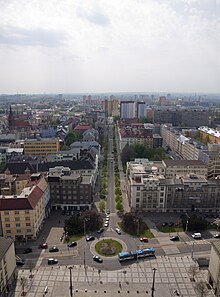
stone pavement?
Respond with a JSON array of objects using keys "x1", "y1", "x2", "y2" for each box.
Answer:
[{"x1": 13, "y1": 256, "x2": 214, "y2": 297}]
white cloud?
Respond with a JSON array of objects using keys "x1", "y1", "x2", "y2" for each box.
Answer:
[{"x1": 0, "y1": 0, "x2": 219, "y2": 93}]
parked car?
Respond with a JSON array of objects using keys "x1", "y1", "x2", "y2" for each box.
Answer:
[
  {"x1": 106, "y1": 209, "x2": 110, "y2": 214},
  {"x1": 97, "y1": 227, "x2": 104, "y2": 234},
  {"x1": 162, "y1": 222, "x2": 168, "y2": 227},
  {"x1": 23, "y1": 248, "x2": 32, "y2": 254},
  {"x1": 16, "y1": 259, "x2": 25, "y2": 266},
  {"x1": 39, "y1": 243, "x2": 48, "y2": 249},
  {"x1": 105, "y1": 217, "x2": 110, "y2": 221},
  {"x1": 168, "y1": 222, "x2": 174, "y2": 227},
  {"x1": 93, "y1": 255, "x2": 103, "y2": 263},
  {"x1": 192, "y1": 233, "x2": 202, "y2": 239},
  {"x1": 213, "y1": 233, "x2": 220, "y2": 238},
  {"x1": 48, "y1": 258, "x2": 58, "y2": 265},
  {"x1": 139, "y1": 237, "x2": 148, "y2": 242},
  {"x1": 115, "y1": 228, "x2": 121, "y2": 234},
  {"x1": 49, "y1": 246, "x2": 59, "y2": 252},
  {"x1": 86, "y1": 236, "x2": 95, "y2": 242},
  {"x1": 170, "y1": 235, "x2": 180, "y2": 241},
  {"x1": 68, "y1": 241, "x2": 77, "y2": 247},
  {"x1": 104, "y1": 222, "x2": 109, "y2": 227}
]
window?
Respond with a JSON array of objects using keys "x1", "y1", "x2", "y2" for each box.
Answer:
[
  {"x1": 14, "y1": 210, "x2": 19, "y2": 215},
  {"x1": 5, "y1": 224, "x2": 10, "y2": 228},
  {"x1": 25, "y1": 210, "x2": 29, "y2": 214},
  {"x1": 16, "y1": 223, "x2": 20, "y2": 227},
  {"x1": 137, "y1": 186, "x2": 140, "y2": 190},
  {"x1": 6, "y1": 230, "x2": 11, "y2": 234},
  {"x1": 16, "y1": 229, "x2": 21, "y2": 233},
  {"x1": 4, "y1": 211, "x2": 9, "y2": 215},
  {"x1": 136, "y1": 192, "x2": 140, "y2": 196},
  {"x1": 26, "y1": 223, "x2": 31, "y2": 226},
  {"x1": 5, "y1": 218, "x2": 9, "y2": 222},
  {"x1": 25, "y1": 217, "x2": 30, "y2": 221},
  {"x1": 15, "y1": 217, "x2": 20, "y2": 221}
]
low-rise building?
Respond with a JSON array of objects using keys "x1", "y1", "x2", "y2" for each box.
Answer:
[
  {"x1": 0, "y1": 237, "x2": 17, "y2": 297},
  {"x1": 208, "y1": 241, "x2": 220, "y2": 296}
]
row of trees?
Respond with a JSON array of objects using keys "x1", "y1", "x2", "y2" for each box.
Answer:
[
  {"x1": 112, "y1": 125, "x2": 123, "y2": 212},
  {"x1": 121, "y1": 143, "x2": 168, "y2": 166}
]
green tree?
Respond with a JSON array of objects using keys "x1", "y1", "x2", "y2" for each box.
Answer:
[
  {"x1": 64, "y1": 131, "x2": 80, "y2": 146},
  {"x1": 116, "y1": 201, "x2": 123, "y2": 212},
  {"x1": 99, "y1": 200, "x2": 106, "y2": 213},
  {"x1": 121, "y1": 213, "x2": 144, "y2": 235},
  {"x1": 121, "y1": 144, "x2": 135, "y2": 165}
]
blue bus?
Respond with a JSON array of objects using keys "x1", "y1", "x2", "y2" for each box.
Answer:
[{"x1": 118, "y1": 248, "x2": 155, "y2": 262}]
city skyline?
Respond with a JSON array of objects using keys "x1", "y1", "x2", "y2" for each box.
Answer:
[{"x1": 0, "y1": 0, "x2": 219, "y2": 94}]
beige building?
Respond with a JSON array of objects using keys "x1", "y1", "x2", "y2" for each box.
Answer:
[
  {"x1": 0, "y1": 237, "x2": 17, "y2": 297},
  {"x1": 23, "y1": 137, "x2": 60, "y2": 157},
  {"x1": 0, "y1": 183, "x2": 45, "y2": 240},
  {"x1": 126, "y1": 160, "x2": 220, "y2": 213},
  {"x1": 208, "y1": 241, "x2": 220, "y2": 296},
  {"x1": 162, "y1": 159, "x2": 208, "y2": 178}
]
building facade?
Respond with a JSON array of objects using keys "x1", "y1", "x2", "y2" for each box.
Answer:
[
  {"x1": 120, "y1": 101, "x2": 136, "y2": 119},
  {"x1": 47, "y1": 167, "x2": 93, "y2": 211},
  {"x1": 24, "y1": 137, "x2": 60, "y2": 157},
  {"x1": 208, "y1": 241, "x2": 220, "y2": 296},
  {"x1": 0, "y1": 237, "x2": 17, "y2": 297}
]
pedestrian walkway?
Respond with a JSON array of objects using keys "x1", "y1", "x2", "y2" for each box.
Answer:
[{"x1": 13, "y1": 256, "x2": 215, "y2": 297}]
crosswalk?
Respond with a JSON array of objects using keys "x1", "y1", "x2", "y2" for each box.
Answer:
[{"x1": 187, "y1": 239, "x2": 211, "y2": 245}]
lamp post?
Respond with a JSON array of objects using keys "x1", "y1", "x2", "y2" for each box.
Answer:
[
  {"x1": 69, "y1": 266, "x2": 73, "y2": 297},
  {"x1": 185, "y1": 213, "x2": 190, "y2": 233},
  {"x1": 151, "y1": 268, "x2": 157, "y2": 297}
]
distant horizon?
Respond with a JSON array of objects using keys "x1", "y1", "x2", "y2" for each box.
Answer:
[{"x1": 0, "y1": 1, "x2": 219, "y2": 94}]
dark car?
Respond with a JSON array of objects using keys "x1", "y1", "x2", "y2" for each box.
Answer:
[
  {"x1": 23, "y1": 248, "x2": 32, "y2": 254},
  {"x1": 97, "y1": 227, "x2": 104, "y2": 234},
  {"x1": 93, "y1": 255, "x2": 103, "y2": 263},
  {"x1": 170, "y1": 235, "x2": 180, "y2": 241},
  {"x1": 49, "y1": 246, "x2": 59, "y2": 252},
  {"x1": 39, "y1": 243, "x2": 48, "y2": 249},
  {"x1": 168, "y1": 222, "x2": 174, "y2": 227},
  {"x1": 162, "y1": 222, "x2": 168, "y2": 227},
  {"x1": 48, "y1": 258, "x2": 58, "y2": 265},
  {"x1": 68, "y1": 241, "x2": 77, "y2": 247},
  {"x1": 16, "y1": 259, "x2": 25, "y2": 266},
  {"x1": 86, "y1": 236, "x2": 95, "y2": 242},
  {"x1": 213, "y1": 233, "x2": 220, "y2": 238},
  {"x1": 106, "y1": 209, "x2": 110, "y2": 214}
]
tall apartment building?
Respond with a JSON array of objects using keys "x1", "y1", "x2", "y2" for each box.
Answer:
[
  {"x1": 0, "y1": 237, "x2": 17, "y2": 297},
  {"x1": 24, "y1": 137, "x2": 60, "y2": 157},
  {"x1": 126, "y1": 160, "x2": 220, "y2": 213},
  {"x1": 120, "y1": 101, "x2": 136, "y2": 119},
  {"x1": 47, "y1": 166, "x2": 94, "y2": 211},
  {"x1": 137, "y1": 101, "x2": 146, "y2": 119},
  {"x1": 102, "y1": 99, "x2": 119, "y2": 116}
]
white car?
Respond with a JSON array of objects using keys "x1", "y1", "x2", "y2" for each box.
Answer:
[
  {"x1": 104, "y1": 221, "x2": 109, "y2": 227},
  {"x1": 115, "y1": 228, "x2": 121, "y2": 234},
  {"x1": 106, "y1": 217, "x2": 110, "y2": 221},
  {"x1": 192, "y1": 233, "x2": 202, "y2": 239}
]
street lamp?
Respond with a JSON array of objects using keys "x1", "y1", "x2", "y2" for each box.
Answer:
[
  {"x1": 69, "y1": 266, "x2": 73, "y2": 297},
  {"x1": 151, "y1": 268, "x2": 157, "y2": 297},
  {"x1": 185, "y1": 213, "x2": 190, "y2": 233}
]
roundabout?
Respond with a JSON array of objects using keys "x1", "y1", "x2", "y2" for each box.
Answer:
[
  {"x1": 90, "y1": 237, "x2": 127, "y2": 259},
  {"x1": 95, "y1": 238, "x2": 122, "y2": 256}
]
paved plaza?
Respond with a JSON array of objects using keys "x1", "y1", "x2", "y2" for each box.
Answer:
[{"x1": 13, "y1": 256, "x2": 214, "y2": 297}]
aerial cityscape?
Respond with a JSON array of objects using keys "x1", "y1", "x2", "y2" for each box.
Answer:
[{"x1": 0, "y1": 1, "x2": 220, "y2": 297}]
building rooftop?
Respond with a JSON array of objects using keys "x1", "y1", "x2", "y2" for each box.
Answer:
[{"x1": 162, "y1": 160, "x2": 205, "y2": 167}]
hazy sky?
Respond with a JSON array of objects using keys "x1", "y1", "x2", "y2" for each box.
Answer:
[{"x1": 0, "y1": 0, "x2": 219, "y2": 94}]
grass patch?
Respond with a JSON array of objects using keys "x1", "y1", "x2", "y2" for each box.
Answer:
[
  {"x1": 95, "y1": 239, "x2": 122, "y2": 257},
  {"x1": 157, "y1": 226, "x2": 184, "y2": 233},
  {"x1": 118, "y1": 222, "x2": 154, "y2": 238},
  {"x1": 64, "y1": 234, "x2": 84, "y2": 243}
]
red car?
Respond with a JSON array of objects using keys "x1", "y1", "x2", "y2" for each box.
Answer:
[
  {"x1": 39, "y1": 243, "x2": 48, "y2": 249},
  {"x1": 139, "y1": 237, "x2": 148, "y2": 242}
]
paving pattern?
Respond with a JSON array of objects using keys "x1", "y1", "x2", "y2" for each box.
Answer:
[{"x1": 14, "y1": 256, "x2": 215, "y2": 297}]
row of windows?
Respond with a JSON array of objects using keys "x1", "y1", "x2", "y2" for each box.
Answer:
[
  {"x1": 6, "y1": 228, "x2": 32, "y2": 234},
  {"x1": 4, "y1": 210, "x2": 29, "y2": 215},
  {"x1": 4, "y1": 217, "x2": 30, "y2": 222},
  {"x1": 5, "y1": 223, "x2": 31, "y2": 227}
]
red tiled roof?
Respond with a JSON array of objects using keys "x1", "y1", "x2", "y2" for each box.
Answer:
[
  {"x1": 0, "y1": 186, "x2": 43, "y2": 211},
  {"x1": 74, "y1": 124, "x2": 92, "y2": 131},
  {"x1": 14, "y1": 120, "x2": 31, "y2": 127}
]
